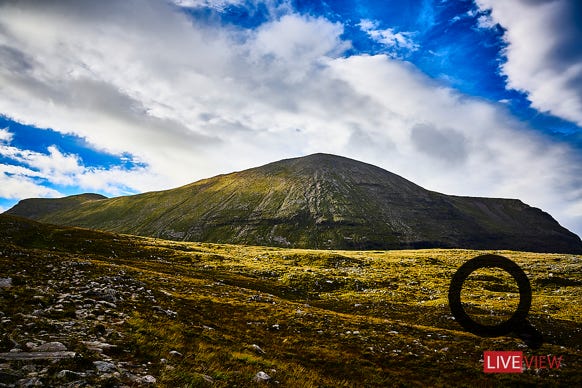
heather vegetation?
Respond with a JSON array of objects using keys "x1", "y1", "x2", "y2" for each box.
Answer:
[{"x1": 0, "y1": 215, "x2": 580, "y2": 386}]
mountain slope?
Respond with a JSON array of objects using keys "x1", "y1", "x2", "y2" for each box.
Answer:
[
  {"x1": 6, "y1": 153, "x2": 582, "y2": 253},
  {"x1": 1, "y1": 214, "x2": 580, "y2": 386},
  {"x1": 6, "y1": 193, "x2": 107, "y2": 219}
]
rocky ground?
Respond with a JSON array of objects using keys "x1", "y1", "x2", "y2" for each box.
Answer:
[
  {"x1": 0, "y1": 251, "x2": 170, "y2": 387},
  {"x1": 0, "y1": 215, "x2": 580, "y2": 386}
]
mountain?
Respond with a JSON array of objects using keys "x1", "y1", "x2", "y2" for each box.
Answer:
[
  {"x1": 6, "y1": 193, "x2": 107, "y2": 219},
  {"x1": 5, "y1": 153, "x2": 582, "y2": 253}
]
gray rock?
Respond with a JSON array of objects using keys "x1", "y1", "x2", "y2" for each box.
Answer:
[
  {"x1": 251, "y1": 344, "x2": 265, "y2": 354},
  {"x1": 57, "y1": 369, "x2": 86, "y2": 379},
  {"x1": 253, "y1": 371, "x2": 271, "y2": 382},
  {"x1": 20, "y1": 365, "x2": 36, "y2": 373},
  {"x1": 93, "y1": 361, "x2": 117, "y2": 373},
  {"x1": 201, "y1": 374, "x2": 214, "y2": 383},
  {"x1": 0, "y1": 363, "x2": 13, "y2": 370},
  {"x1": 0, "y1": 351, "x2": 76, "y2": 360},
  {"x1": 152, "y1": 306, "x2": 177, "y2": 318},
  {"x1": 0, "y1": 278, "x2": 12, "y2": 288},
  {"x1": 97, "y1": 371, "x2": 121, "y2": 382},
  {"x1": 97, "y1": 301, "x2": 117, "y2": 309},
  {"x1": 81, "y1": 341, "x2": 116, "y2": 353},
  {"x1": 34, "y1": 342, "x2": 67, "y2": 352},
  {"x1": 168, "y1": 350, "x2": 183, "y2": 358},
  {"x1": 17, "y1": 377, "x2": 43, "y2": 387},
  {"x1": 122, "y1": 371, "x2": 141, "y2": 383},
  {"x1": 140, "y1": 375, "x2": 157, "y2": 384}
]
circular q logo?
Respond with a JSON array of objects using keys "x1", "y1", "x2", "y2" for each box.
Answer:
[{"x1": 448, "y1": 254, "x2": 543, "y2": 349}]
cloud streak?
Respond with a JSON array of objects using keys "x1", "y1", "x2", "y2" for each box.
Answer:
[
  {"x1": 0, "y1": 0, "x2": 580, "y2": 235},
  {"x1": 358, "y1": 19, "x2": 419, "y2": 57},
  {"x1": 477, "y1": 0, "x2": 582, "y2": 127}
]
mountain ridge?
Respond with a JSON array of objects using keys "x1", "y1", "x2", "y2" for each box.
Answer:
[{"x1": 6, "y1": 153, "x2": 582, "y2": 253}]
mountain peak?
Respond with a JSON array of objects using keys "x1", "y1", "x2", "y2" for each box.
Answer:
[
  {"x1": 265, "y1": 153, "x2": 384, "y2": 170},
  {"x1": 6, "y1": 154, "x2": 582, "y2": 253}
]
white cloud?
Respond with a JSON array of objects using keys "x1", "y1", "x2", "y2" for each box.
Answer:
[
  {"x1": 0, "y1": 144, "x2": 82, "y2": 184},
  {"x1": 170, "y1": 0, "x2": 294, "y2": 19},
  {"x1": 0, "y1": 167, "x2": 61, "y2": 199},
  {"x1": 172, "y1": 0, "x2": 244, "y2": 9},
  {"x1": 476, "y1": 14, "x2": 496, "y2": 29},
  {"x1": 0, "y1": 127, "x2": 13, "y2": 143},
  {"x1": 0, "y1": 128, "x2": 158, "y2": 197},
  {"x1": 0, "y1": 1, "x2": 580, "y2": 235},
  {"x1": 476, "y1": 0, "x2": 582, "y2": 126},
  {"x1": 358, "y1": 19, "x2": 419, "y2": 56},
  {"x1": 254, "y1": 15, "x2": 347, "y2": 62}
]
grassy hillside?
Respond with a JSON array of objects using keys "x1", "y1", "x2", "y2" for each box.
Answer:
[
  {"x1": 7, "y1": 154, "x2": 582, "y2": 253},
  {"x1": 0, "y1": 215, "x2": 580, "y2": 386}
]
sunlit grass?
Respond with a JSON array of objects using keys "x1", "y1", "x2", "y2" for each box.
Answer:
[{"x1": 0, "y1": 216, "x2": 580, "y2": 386}]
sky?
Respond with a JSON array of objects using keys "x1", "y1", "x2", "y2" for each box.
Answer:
[{"x1": 1, "y1": 0, "x2": 581, "y2": 236}]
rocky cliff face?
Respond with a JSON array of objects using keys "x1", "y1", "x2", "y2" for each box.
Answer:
[{"x1": 6, "y1": 153, "x2": 582, "y2": 253}]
